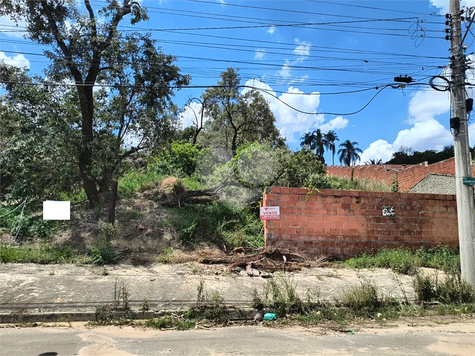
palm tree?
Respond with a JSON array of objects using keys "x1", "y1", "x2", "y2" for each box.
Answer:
[
  {"x1": 300, "y1": 132, "x2": 315, "y2": 151},
  {"x1": 300, "y1": 129, "x2": 325, "y2": 162},
  {"x1": 338, "y1": 140, "x2": 362, "y2": 166},
  {"x1": 313, "y1": 129, "x2": 325, "y2": 161},
  {"x1": 365, "y1": 158, "x2": 383, "y2": 165},
  {"x1": 323, "y1": 130, "x2": 339, "y2": 166}
]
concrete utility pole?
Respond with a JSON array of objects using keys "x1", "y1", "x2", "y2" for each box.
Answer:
[{"x1": 449, "y1": 0, "x2": 475, "y2": 286}]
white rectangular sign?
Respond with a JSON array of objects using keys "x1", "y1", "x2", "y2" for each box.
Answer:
[
  {"x1": 43, "y1": 201, "x2": 70, "y2": 220},
  {"x1": 260, "y1": 206, "x2": 280, "y2": 220}
]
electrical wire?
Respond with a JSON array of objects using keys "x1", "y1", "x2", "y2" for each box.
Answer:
[{"x1": 305, "y1": 0, "x2": 444, "y2": 17}]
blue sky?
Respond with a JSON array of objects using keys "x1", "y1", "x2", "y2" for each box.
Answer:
[{"x1": 1, "y1": 0, "x2": 475, "y2": 165}]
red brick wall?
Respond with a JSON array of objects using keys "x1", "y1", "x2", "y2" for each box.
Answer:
[
  {"x1": 326, "y1": 157, "x2": 475, "y2": 192},
  {"x1": 262, "y1": 187, "x2": 459, "y2": 260}
]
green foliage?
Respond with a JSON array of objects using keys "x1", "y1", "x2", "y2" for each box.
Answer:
[
  {"x1": 277, "y1": 149, "x2": 326, "y2": 188},
  {"x1": 338, "y1": 140, "x2": 362, "y2": 166},
  {"x1": 343, "y1": 247, "x2": 460, "y2": 275},
  {"x1": 199, "y1": 68, "x2": 284, "y2": 154},
  {"x1": 162, "y1": 142, "x2": 203, "y2": 176},
  {"x1": 414, "y1": 273, "x2": 475, "y2": 304},
  {"x1": 184, "y1": 279, "x2": 230, "y2": 323},
  {"x1": 0, "y1": 243, "x2": 78, "y2": 264},
  {"x1": 387, "y1": 145, "x2": 454, "y2": 165},
  {"x1": 164, "y1": 202, "x2": 263, "y2": 249},
  {"x1": 0, "y1": 203, "x2": 60, "y2": 239},
  {"x1": 231, "y1": 142, "x2": 283, "y2": 188},
  {"x1": 251, "y1": 275, "x2": 304, "y2": 317},
  {"x1": 88, "y1": 238, "x2": 115, "y2": 265},
  {"x1": 118, "y1": 168, "x2": 167, "y2": 199},
  {"x1": 340, "y1": 281, "x2": 387, "y2": 317},
  {"x1": 0, "y1": 1, "x2": 190, "y2": 207}
]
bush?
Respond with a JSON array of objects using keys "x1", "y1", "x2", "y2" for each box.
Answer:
[
  {"x1": 414, "y1": 272, "x2": 475, "y2": 304},
  {"x1": 88, "y1": 237, "x2": 115, "y2": 265},
  {"x1": 278, "y1": 149, "x2": 326, "y2": 188},
  {"x1": 164, "y1": 202, "x2": 263, "y2": 249},
  {"x1": 0, "y1": 203, "x2": 60, "y2": 239},
  {"x1": 163, "y1": 142, "x2": 203, "y2": 176},
  {"x1": 343, "y1": 247, "x2": 460, "y2": 275},
  {"x1": 251, "y1": 274, "x2": 304, "y2": 317},
  {"x1": 0, "y1": 243, "x2": 78, "y2": 263},
  {"x1": 341, "y1": 282, "x2": 383, "y2": 316}
]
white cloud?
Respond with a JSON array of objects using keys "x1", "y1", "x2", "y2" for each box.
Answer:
[
  {"x1": 278, "y1": 62, "x2": 292, "y2": 79},
  {"x1": 360, "y1": 87, "x2": 452, "y2": 163},
  {"x1": 277, "y1": 39, "x2": 312, "y2": 82},
  {"x1": 407, "y1": 88, "x2": 450, "y2": 124},
  {"x1": 243, "y1": 79, "x2": 325, "y2": 143},
  {"x1": 0, "y1": 52, "x2": 30, "y2": 68},
  {"x1": 179, "y1": 101, "x2": 209, "y2": 128},
  {"x1": 293, "y1": 39, "x2": 311, "y2": 61},
  {"x1": 217, "y1": 0, "x2": 226, "y2": 4},
  {"x1": 430, "y1": 0, "x2": 475, "y2": 14},
  {"x1": 360, "y1": 140, "x2": 395, "y2": 164},
  {"x1": 254, "y1": 49, "x2": 265, "y2": 60},
  {"x1": 0, "y1": 15, "x2": 27, "y2": 38},
  {"x1": 319, "y1": 116, "x2": 349, "y2": 132},
  {"x1": 267, "y1": 25, "x2": 275, "y2": 35},
  {"x1": 288, "y1": 75, "x2": 309, "y2": 85}
]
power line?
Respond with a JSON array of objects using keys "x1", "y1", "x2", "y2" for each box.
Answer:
[
  {"x1": 305, "y1": 0, "x2": 443, "y2": 17},
  {"x1": 186, "y1": 0, "x2": 442, "y2": 24}
]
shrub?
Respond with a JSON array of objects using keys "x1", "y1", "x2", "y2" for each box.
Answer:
[
  {"x1": 88, "y1": 237, "x2": 115, "y2": 265},
  {"x1": 414, "y1": 272, "x2": 475, "y2": 304},
  {"x1": 164, "y1": 202, "x2": 263, "y2": 249},
  {"x1": 343, "y1": 247, "x2": 459, "y2": 275}
]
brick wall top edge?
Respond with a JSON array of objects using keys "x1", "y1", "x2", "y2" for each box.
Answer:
[{"x1": 268, "y1": 186, "x2": 456, "y2": 201}]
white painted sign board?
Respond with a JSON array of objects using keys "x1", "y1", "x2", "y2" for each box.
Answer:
[{"x1": 260, "y1": 206, "x2": 280, "y2": 220}]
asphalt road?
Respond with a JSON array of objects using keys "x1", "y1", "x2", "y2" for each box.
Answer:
[{"x1": 1, "y1": 322, "x2": 474, "y2": 356}]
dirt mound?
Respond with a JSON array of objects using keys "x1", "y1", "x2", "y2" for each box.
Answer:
[{"x1": 159, "y1": 177, "x2": 185, "y2": 195}]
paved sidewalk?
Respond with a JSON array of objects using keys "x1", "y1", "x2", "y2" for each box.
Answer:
[{"x1": 0, "y1": 262, "x2": 418, "y2": 323}]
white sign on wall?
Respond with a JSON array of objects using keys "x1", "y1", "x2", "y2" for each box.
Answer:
[{"x1": 260, "y1": 206, "x2": 280, "y2": 220}]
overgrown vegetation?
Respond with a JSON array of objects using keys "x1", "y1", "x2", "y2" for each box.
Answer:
[
  {"x1": 342, "y1": 247, "x2": 460, "y2": 275},
  {"x1": 0, "y1": 243, "x2": 79, "y2": 264},
  {"x1": 163, "y1": 203, "x2": 263, "y2": 250},
  {"x1": 251, "y1": 274, "x2": 475, "y2": 327},
  {"x1": 183, "y1": 279, "x2": 231, "y2": 324},
  {"x1": 414, "y1": 272, "x2": 475, "y2": 304}
]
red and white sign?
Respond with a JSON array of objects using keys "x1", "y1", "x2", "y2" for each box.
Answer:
[{"x1": 260, "y1": 206, "x2": 280, "y2": 220}]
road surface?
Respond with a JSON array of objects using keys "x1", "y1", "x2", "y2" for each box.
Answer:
[{"x1": 0, "y1": 321, "x2": 474, "y2": 356}]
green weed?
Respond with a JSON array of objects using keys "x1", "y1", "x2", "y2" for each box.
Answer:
[
  {"x1": 251, "y1": 274, "x2": 304, "y2": 317},
  {"x1": 343, "y1": 247, "x2": 460, "y2": 275},
  {"x1": 88, "y1": 238, "x2": 115, "y2": 265},
  {"x1": 414, "y1": 272, "x2": 475, "y2": 304},
  {"x1": 0, "y1": 243, "x2": 78, "y2": 264},
  {"x1": 164, "y1": 202, "x2": 263, "y2": 249},
  {"x1": 185, "y1": 279, "x2": 230, "y2": 323}
]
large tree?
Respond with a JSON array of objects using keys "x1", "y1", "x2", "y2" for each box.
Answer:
[
  {"x1": 199, "y1": 68, "x2": 284, "y2": 156},
  {"x1": 0, "y1": 0, "x2": 190, "y2": 207},
  {"x1": 338, "y1": 140, "x2": 362, "y2": 166},
  {"x1": 0, "y1": 66, "x2": 81, "y2": 201},
  {"x1": 299, "y1": 129, "x2": 325, "y2": 163},
  {"x1": 323, "y1": 130, "x2": 339, "y2": 166}
]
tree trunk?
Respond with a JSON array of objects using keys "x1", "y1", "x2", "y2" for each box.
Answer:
[{"x1": 108, "y1": 181, "x2": 118, "y2": 224}]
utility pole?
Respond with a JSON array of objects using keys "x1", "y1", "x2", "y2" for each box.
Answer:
[{"x1": 449, "y1": 0, "x2": 475, "y2": 286}]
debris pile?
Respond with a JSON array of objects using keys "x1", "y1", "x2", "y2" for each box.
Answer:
[{"x1": 197, "y1": 247, "x2": 323, "y2": 276}]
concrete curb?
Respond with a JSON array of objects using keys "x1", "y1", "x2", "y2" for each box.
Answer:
[{"x1": 0, "y1": 305, "x2": 257, "y2": 324}]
